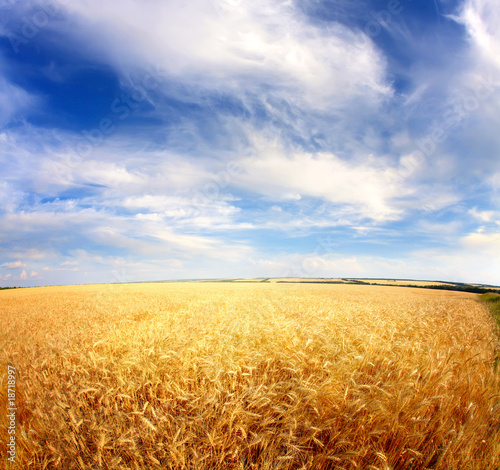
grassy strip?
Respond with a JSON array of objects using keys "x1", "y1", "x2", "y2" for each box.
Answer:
[
  {"x1": 479, "y1": 293, "x2": 500, "y2": 331},
  {"x1": 479, "y1": 293, "x2": 500, "y2": 373}
]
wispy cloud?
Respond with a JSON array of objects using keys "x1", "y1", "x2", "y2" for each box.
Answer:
[{"x1": 61, "y1": 0, "x2": 390, "y2": 105}]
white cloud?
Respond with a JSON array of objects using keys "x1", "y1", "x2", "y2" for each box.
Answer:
[
  {"x1": 232, "y1": 136, "x2": 412, "y2": 222},
  {"x1": 451, "y1": 0, "x2": 500, "y2": 176},
  {"x1": 462, "y1": 230, "x2": 500, "y2": 255},
  {"x1": 0, "y1": 76, "x2": 38, "y2": 127},
  {"x1": 60, "y1": 0, "x2": 390, "y2": 110},
  {"x1": 469, "y1": 207, "x2": 498, "y2": 222},
  {"x1": 6, "y1": 248, "x2": 58, "y2": 262},
  {"x1": 459, "y1": 0, "x2": 500, "y2": 70},
  {"x1": 1, "y1": 260, "x2": 26, "y2": 269},
  {"x1": 19, "y1": 270, "x2": 27, "y2": 280},
  {"x1": 60, "y1": 261, "x2": 78, "y2": 266}
]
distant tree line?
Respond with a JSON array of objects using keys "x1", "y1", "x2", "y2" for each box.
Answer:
[{"x1": 277, "y1": 279, "x2": 500, "y2": 295}]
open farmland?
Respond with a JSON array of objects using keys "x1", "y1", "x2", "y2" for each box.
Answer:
[{"x1": 1, "y1": 283, "x2": 500, "y2": 470}]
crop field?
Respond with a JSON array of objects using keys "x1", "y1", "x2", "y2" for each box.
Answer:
[{"x1": 1, "y1": 283, "x2": 500, "y2": 470}]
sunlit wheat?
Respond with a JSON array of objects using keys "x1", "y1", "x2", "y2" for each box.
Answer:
[{"x1": 1, "y1": 283, "x2": 499, "y2": 469}]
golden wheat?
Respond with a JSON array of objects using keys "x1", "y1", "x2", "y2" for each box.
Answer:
[{"x1": 1, "y1": 283, "x2": 499, "y2": 469}]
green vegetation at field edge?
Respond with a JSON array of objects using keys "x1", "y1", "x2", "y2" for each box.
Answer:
[
  {"x1": 479, "y1": 293, "x2": 500, "y2": 372},
  {"x1": 278, "y1": 279, "x2": 500, "y2": 295},
  {"x1": 479, "y1": 293, "x2": 500, "y2": 329}
]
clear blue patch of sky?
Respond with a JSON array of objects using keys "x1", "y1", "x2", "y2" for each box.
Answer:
[
  {"x1": 38, "y1": 186, "x2": 106, "y2": 205},
  {"x1": 240, "y1": 226, "x2": 428, "y2": 260},
  {"x1": 0, "y1": 32, "x2": 123, "y2": 130}
]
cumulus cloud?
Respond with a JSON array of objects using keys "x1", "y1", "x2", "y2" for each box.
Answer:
[
  {"x1": 1, "y1": 260, "x2": 26, "y2": 269},
  {"x1": 236, "y1": 150, "x2": 403, "y2": 221},
  {"x1": 462, "y1": 230, "x2": 500, "y2": 255},
  {"x1": 229, "y1": 132, "x2": 452, "y2": 223},
  {"x1": 469, "y1": 207, "x2": 498, "y2": 222},
  {"x1": 60, "y1": 261, "x2": 78, "y2": 266}
]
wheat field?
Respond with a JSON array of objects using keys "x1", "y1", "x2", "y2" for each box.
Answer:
[{"x1": 1, "y1": 282, "x2": 499, "y2": 470}]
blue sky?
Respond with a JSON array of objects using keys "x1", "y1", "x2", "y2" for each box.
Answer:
[{"x1": 0, "y1": 0, "x2": 499, "y2": 286}]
